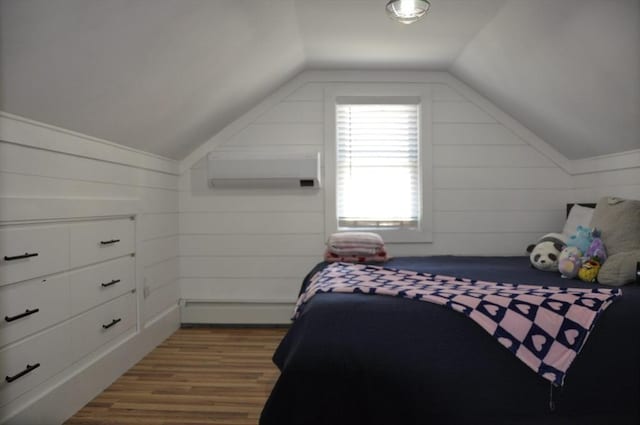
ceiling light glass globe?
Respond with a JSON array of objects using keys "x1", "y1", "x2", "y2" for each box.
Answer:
[{"x1": 386, "y1": 0, "x2": 431, "y2": 24}]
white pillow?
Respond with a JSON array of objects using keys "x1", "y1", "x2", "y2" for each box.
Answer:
[{"x1": 562, "y1": 204, "x2": 595, "y2": 236}]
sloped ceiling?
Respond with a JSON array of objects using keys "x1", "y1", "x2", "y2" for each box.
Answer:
[
  {"x1": 0, "y1": 0, "x2": 638, "y2": 160},
  {"x1": 451, "y1": 0, "x2": 640, "y2": 159},
  {"x1": 0, "y1": 0, "x2": 306, "y2": 159}
]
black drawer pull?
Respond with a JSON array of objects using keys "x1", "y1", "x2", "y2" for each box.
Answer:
[
  {"x1": 101, "y1": 279, "x2": 121, "y2": 288},
  {"x1": 100, "y1": 239, "x2": 120, "y2": 245},
  {"x1": 4, "y1": 252, "x2": 39, "y2": 261},
  {"x1": 5, "y1": 308, "x2": 40, "y2": 322},
  {"x1": 6, "y1": 363, "x2": 40, "y2": 383},
  {"x1": 102, "y1": 318, "x2": 122, "y2": 329}
]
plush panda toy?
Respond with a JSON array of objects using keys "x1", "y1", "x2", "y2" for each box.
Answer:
[{"x1": 526, "y1": 233, "x2": 567, "y2": 272}]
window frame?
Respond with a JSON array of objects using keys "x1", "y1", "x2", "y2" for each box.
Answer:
[{"x1": 324, "y1": 84, "x2": 433, "y2": 244}]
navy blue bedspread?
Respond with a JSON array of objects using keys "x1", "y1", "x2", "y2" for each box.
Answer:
[{"x1": 260, "y1": 256, "x2": 640, "y2": 425}]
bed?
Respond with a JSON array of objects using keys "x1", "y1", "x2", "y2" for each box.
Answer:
[{"x1": 259, "y1": 255, "x2": 640, "y2": 425}]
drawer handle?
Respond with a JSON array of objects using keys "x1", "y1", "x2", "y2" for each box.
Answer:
[
  {"x1": 5, "y1": 363, "x2": 40, "y2": 383},
  {"x1": 101, "y1": 279, "x2": 121, "y2": 288},
  {"x1": 5, "y1": 308, "x2": 40, "y2": 322},
  {"x1": 102, "y1": 318, "x2": 122, "y2": 329},
  {"x1": 4, "y1": 252, "x2": 39, "y2": 261},
  {"x1": 100, "y1": 239, "x2": 120, "y2": 246}
]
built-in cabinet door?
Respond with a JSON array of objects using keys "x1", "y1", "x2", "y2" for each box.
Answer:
[
  {"x1": 0, "y1": 322, "x2": 72, "y2": 408},
  {"x1": 70, "y1": 293, "x2": 137, "y2": 361},
  {"x1": 69, "y1": 218, "x2": 135, "y2": 268},
  {"x1": 0, "y1": 273, "x2": 70, "y2": 349},
  {"x1": 69, "y1": 256, "x2": 135, "y2": 315},
  {"x1": 0, "y1": 225, "x2": 69, "y2": 286}
]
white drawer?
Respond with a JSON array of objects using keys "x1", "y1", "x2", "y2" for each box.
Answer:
[
  {"x1": 69, "y1": 218, "x2": 135, "y2": 268},
  {"x1": 69, "y1": 256, "x2": 135, "y2": 314},
  {"x1": 0, "y1": 225, "x2": 69, "y2": 286},
  {"x1": 0, "y1": 322, "x2": 72, "y2": 407},
  {"x1": 0, "y1": 274, "x2": 70, "y2": 349},
  {"x1": 70, "y1": 293, "x2": 136, "y2": 361}
]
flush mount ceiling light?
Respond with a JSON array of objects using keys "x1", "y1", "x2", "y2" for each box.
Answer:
[{"x1": 386, "y1": 0, "x2": 431, "y2": 24}]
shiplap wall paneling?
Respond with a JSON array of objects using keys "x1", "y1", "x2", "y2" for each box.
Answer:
[
  {"x1": 178, "y1": 87, "x2": 325, "y2": 323},
  {"x1": 177, "y1": 75, "x2": 577, "y2": 323},
  {"x1": 180, "y1": 278, "x2": 303, "y2": 303},
  {"x1": 433, "y1": 168, "x2": 570, "y2": 190},
  {"x1": 412, "y1": 85, "x2": 569, "y2": 256},
  {"x1": 571, "y1": 167, "x2": 640, "y2": 202},
  {"x1": 388, "y1": 232, "x2": 551, "y2": 257}
]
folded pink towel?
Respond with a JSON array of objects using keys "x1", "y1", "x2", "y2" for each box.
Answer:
[
  {"x1": 328, "y1": 231, "x2": 383, "y2": 245},
  {"x1": 327, "y1": 232, "x2": 385, "y2": 256}
]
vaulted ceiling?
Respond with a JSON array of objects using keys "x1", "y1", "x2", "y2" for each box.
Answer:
[{"x1": 1, "y1": 0, "x2": 638, "y2": 160}]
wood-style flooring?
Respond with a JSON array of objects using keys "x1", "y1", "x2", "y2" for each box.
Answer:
[{"x1": 65, "y1": 327, "x2": 288, "y2": 425}]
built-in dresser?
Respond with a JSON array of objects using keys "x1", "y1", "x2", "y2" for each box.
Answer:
[{"x1": 0, "y1": 216, "x2": 137, "y2": 417}]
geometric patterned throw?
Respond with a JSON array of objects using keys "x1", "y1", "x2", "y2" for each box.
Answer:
[{"x1": 293, "y1": 262, "x2": 622, "y2": 386}]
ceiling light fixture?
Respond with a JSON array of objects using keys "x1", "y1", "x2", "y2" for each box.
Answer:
[{"x1": 386, "y1": 0, "x2": 431, "y2": 24}]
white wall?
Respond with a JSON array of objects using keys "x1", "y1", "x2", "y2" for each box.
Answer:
[
  {"x1": 570, "y1": 150, "x2": 640, "y2": 202},
  {"x1": 178, "y1": 70, "x2": 579, "y2": 322}
]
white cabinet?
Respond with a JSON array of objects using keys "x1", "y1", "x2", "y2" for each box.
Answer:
[
  {"x1": 69, "y1": 256, "x2": 135, "y2": 315},
  {"x1": 71, "y1": 293, "x2": 136, "y2": 360},
  {"x1": 0, "y1": 225, "x2": 69, "y2": 286},
  {"x1": 0, "y1": 216, "x2": 137, "y2": 411},
  {"x1": 0, "y1": 322, "x2": 72, "y2": 408},
  {"x1": 0, "y1": 273, "x2": 70, "y2": 348},
  {"x1": 69, "y1": 218, "x2": 134, "y2": 268}
]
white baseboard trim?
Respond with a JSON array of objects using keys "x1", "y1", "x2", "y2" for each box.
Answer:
[
  {"x1": 3, "y1": 306, "x2": 180, "y2": 425},
  {"x1": 180, "y1": 301, "x2": 294, "y2": 325}
]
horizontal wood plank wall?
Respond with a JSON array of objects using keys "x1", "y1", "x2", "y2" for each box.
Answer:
[
  {"x1": 571, "y1": 163, "x2": 640, "y2": 203},
  {"x1": 178, "y1": 76, "x2": 574, "y2": 322},
  {"x1": 429, "y1": 84, "x2": 569, "y2": 257},
  {"x1": 0, "y1": 139, "x2": 180, "y2": 328}
]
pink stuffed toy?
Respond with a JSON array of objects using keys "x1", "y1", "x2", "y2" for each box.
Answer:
[{"x1": 558, "y1": 246, "x2": 582, "y2": 279}]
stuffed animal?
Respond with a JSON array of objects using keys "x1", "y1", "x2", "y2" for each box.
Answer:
[
  {"x1": 578, "y1": 259, "x2": 601, "y2": 282},
  {"x1": 590, "y1": 197, "x2": 640, "y2": 286},
  {"x1": 566, "y1": 225, "x2": 594, "y2": 254},
  {"x1": 526, "y1": 233, "x2": 567, "y2": 272},
  {"x1": 560, "y1": 246, "x2": 582, "y2": 260},
  {"x1": 558, "y1": 246, "x2": 583, "y2": 279},
  {"x1": 586, "y1": 237, "x2": 608, "y2": 263}
]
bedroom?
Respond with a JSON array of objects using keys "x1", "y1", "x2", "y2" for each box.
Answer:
[{"x1": 0, "y1": 0, "x2": 639, "y2": 424}]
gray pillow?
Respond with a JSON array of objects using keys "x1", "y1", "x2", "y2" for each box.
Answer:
[
  {"x1": 590, "y1": 197, "x2": 640, "y2": 256},
  {"x1": 598, "y1": 250, "x2": 640, "y2": 286}
]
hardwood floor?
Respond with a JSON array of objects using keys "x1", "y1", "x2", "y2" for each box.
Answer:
[{"x1": 65, "y1": 327, "x2": 288, "y2": 425}]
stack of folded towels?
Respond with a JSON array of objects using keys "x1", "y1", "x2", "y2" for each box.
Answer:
[{"x1": 324, "y1": 232, "x2": 389, "y2": 263}]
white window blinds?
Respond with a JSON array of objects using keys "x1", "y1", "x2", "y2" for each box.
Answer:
[{"x1": 336, "y1": 103, "x2": 420, "y2": 229}]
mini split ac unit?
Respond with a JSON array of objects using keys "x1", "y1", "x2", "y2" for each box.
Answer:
[{"x1": 207, "y1": 151, "x2": 321, "y2": 188}]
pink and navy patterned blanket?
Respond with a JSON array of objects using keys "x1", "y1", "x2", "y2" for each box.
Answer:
[{"x1": 293, "y1": 262, "x2": 622, "y2": 386}]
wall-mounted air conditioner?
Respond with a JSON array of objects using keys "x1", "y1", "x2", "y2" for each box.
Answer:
[{"x1": 207, "y1": 151, "x2": 321, "y2": 188}]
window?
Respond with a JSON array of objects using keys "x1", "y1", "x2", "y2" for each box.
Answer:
[
  {"x1": 336, "y1": 103, "x2": 420, "y2": 230},
  {"x1": 325, "y1": 86, "x2": 433, "y2": 244}
]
